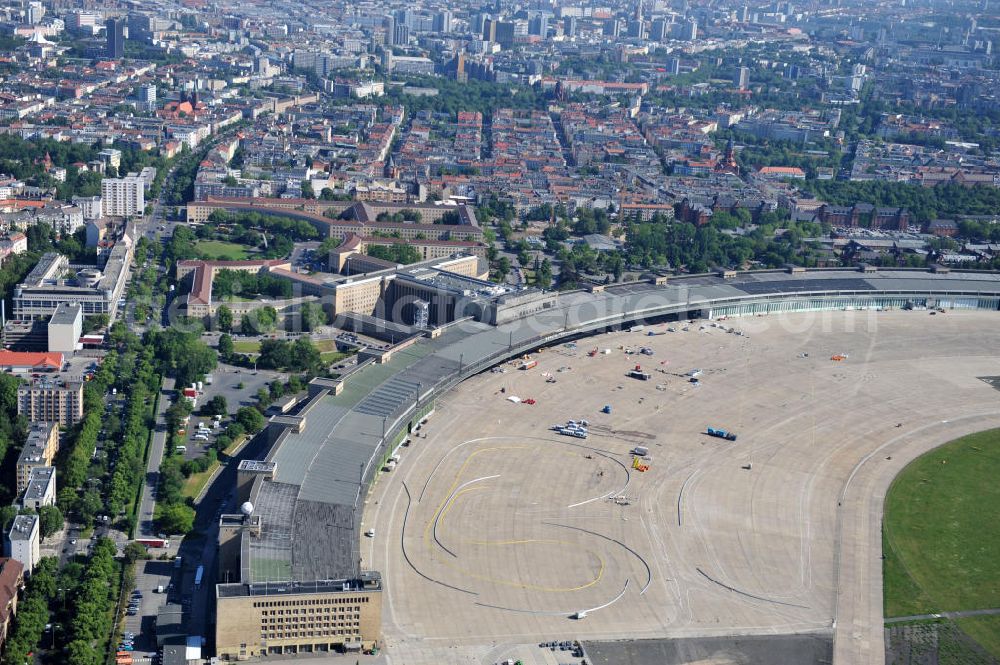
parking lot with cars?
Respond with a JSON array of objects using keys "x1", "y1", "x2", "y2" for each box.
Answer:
[
  {"x1": 121, "y1": 551, "x2": 180, "y2": 659},
  {"x1": 171, "y1": 364, "x2": 281, "y2": 462}
]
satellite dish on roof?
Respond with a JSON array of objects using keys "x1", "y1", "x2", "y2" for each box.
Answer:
[{"x1": 241, "y1": 501, "x2": 254, "y2": 516}]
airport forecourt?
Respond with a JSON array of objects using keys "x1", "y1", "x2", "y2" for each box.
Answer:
[{"x1": 214, "y1": 266, "x2": 1000, "y2": 663}]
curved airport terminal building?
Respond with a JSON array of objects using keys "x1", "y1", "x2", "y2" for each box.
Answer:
[{"x1": 213, "y1": 265, "x2": 1000, "y2": 660}]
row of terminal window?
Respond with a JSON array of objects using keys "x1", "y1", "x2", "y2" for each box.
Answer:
[
  {"x1": 261, "y1": 615, "x2": 360, "y2": 623},
  {"x1": 261, "y1": 606, "x2": 361, "y2": 615},
  {"x1": 260, "y1": 629, "x2": 360, "y2": 639},
  {"x1": 252, "y1": 597, "x2": 370, "y2": 608}
]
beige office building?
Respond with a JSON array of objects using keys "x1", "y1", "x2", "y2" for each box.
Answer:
[
  {"x1": 16, "y1": 422, "x2": 58, "y2": 495},
  {"x1": 17, "y1": 379, "x2": 83, "y2": 425},
  {"x1": 215, "y1": 576, "x2": 382, "y2": 659}
]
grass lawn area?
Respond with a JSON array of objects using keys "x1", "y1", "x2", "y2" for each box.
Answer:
[
  {"x1": 314, "y1": 339, "x2": 338, "y2": 352},
  {"x1": 881, "y1": 529, "x2": 935, "y2": 617},
  {"x1": 955, "y1": 615, "x2": 1000, "y2": 659},
  {"x1": 883, "y1": 427, "x2": 1000, "y2": 655},
  {"x1": 195, "y1": 240, "x2": 251, "y2": 260},
  {"x1": 231, "y1": 340, "x2": 261, "y2": 354},
  {"x1": 181, "y1": 461, "x2": 220, "y2": 501},
  {"x1": 233, "y1": 338, "x2": 350, "y2": 358},
  {"x1": 320, "y1": 351, "x2": 349, "y2": 363},
  {"x1": 182, "y1": 437, "x2": 247, "y2": 500}
]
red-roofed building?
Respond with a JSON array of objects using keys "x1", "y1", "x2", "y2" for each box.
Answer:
[
  {"x1": 0, "y1": 558, "x2": 24, "y2": 650},
  {"x1": 163, "y1": 140, "x2": 183, "y2": 159},
  {"x1": 0, "y1": 232, "x2": 27, "y2": 266},
  {"x1": 0, "y1": 200, "x2": 46, "y2": 213},
  {"x1": 0, "y1": 351, "x2": 63, "y2": 372},
  {"x1": 158, "y1": 100, "x2": 201, "y2": 121}
]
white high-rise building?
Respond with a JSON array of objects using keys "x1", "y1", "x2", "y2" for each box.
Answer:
[
  {"x1": 66, "y1": 10, "x2": 102, "y2": 31},
  {"x1": 26, "y1": 1, "x2": 45, "y2": 25},
  {"x1": 735, "y1": 66, "x2": 749, "y2": 90},
  {"x1": 434, "y1": 10, "x2": 452, "y2": 33},
  {"x1": 72, "y1": 195, "x2": 103, "y2": 220},
  {"x1": 682, "y1": 18, "x2": 698, "y2": 41},
  {"x1": 138, "y1": 84, "x2": 157, "y2": 110},
  {"x1": 6, "y1": 514, "x2": 39, "y2": 576},
  {"x1": 101, "y1": 176, "x2": 145, "y2": 217}
]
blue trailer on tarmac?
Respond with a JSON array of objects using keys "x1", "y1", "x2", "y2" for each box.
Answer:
[{"x1": 706, "y1": 427, "x2": 737, "y2": 441}]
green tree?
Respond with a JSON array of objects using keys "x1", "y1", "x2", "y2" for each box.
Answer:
[
  {"x1": 290, "y1": 336, "x2": 321, "y2": 373},
  {"x1": 258, "y1": 339, "x2": 291, "y2": 369},
  {"x1": 366, "y1": 243, "x2": 422, "y2": 265},
  {"x1": 610, "y1": 254, "x2": 624, "y2": 282},
  {"x1": 76, "y1": 490, "x2": 102, "y2": 524},
  {"x1": 300, "y1": 302, "x2": 329, "y2": 332},
  {"x1": 123, "y1": 541, "x2": 148, "y2": 564},
  {"x1": 166, "y1": 225, "x2": 198, "y2": 262},
  {"x1": 0, "y1": 506, "x2": 17, "y2": 534},
  {"x1": 216, "y1": 305, "x2": 233, "y2": 332},
  {"x1": 241, "y1": 306, "x2": 278, "y2": 334},
  {"x1": 257, "y1": 338, "x2": 322, "y2": 372},
  {"x1": 81, "y1": 314, "x2": 109, "y2": 334},
  {"x1": 65, "y1": 538, "x2": 118, "y2": 664},
  {"x1": 218, "y1": 333, "x2": 234, "y2": 358},
  {"x1": 224, "y1": 421, "x2": 245, "y2": 442},
  {"x1": 0, "y1": 373, "x2": 20, "y2": 416},
  {"x1": 235, "y1": 406, "x2": 265, "y2": 434},
  {"x1": 537, "y1": 258, "x2": 553, "y2": 289},
  {"x1": 165, "y1": 398, "x2": 193, "y2": 441},
  {"x1": 256, "y1": 387, "x2": 272, "y2": 407},
  {"x1": 494, "y1": 256, "x2": 511, "y2": 281},
  {"x1": 1, "y1": 557, "x2": 58, "y2": 665},
  {"x1": 38, "y1": 505, "x2": 63, "y2": 539},
  {"x1": 155, "y1": 503, "x2": 195, "y2": 534},
  {"x1": 148, "y1": 328, "x2": 217, "y2": 386},
  {"x1": 67, "y1": 639, "x2": 102, "y2": 665},
  {"x1": 203, "y1": 395, "x2": 228, "y2": 416}
]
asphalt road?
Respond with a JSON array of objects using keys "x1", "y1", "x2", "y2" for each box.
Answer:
[
  {"x1": 53, "y1": 524, "x2": 88, "y2": 567},
  {"x1": 137, "y1": 376, "x2": 175, "y2": 540}
]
